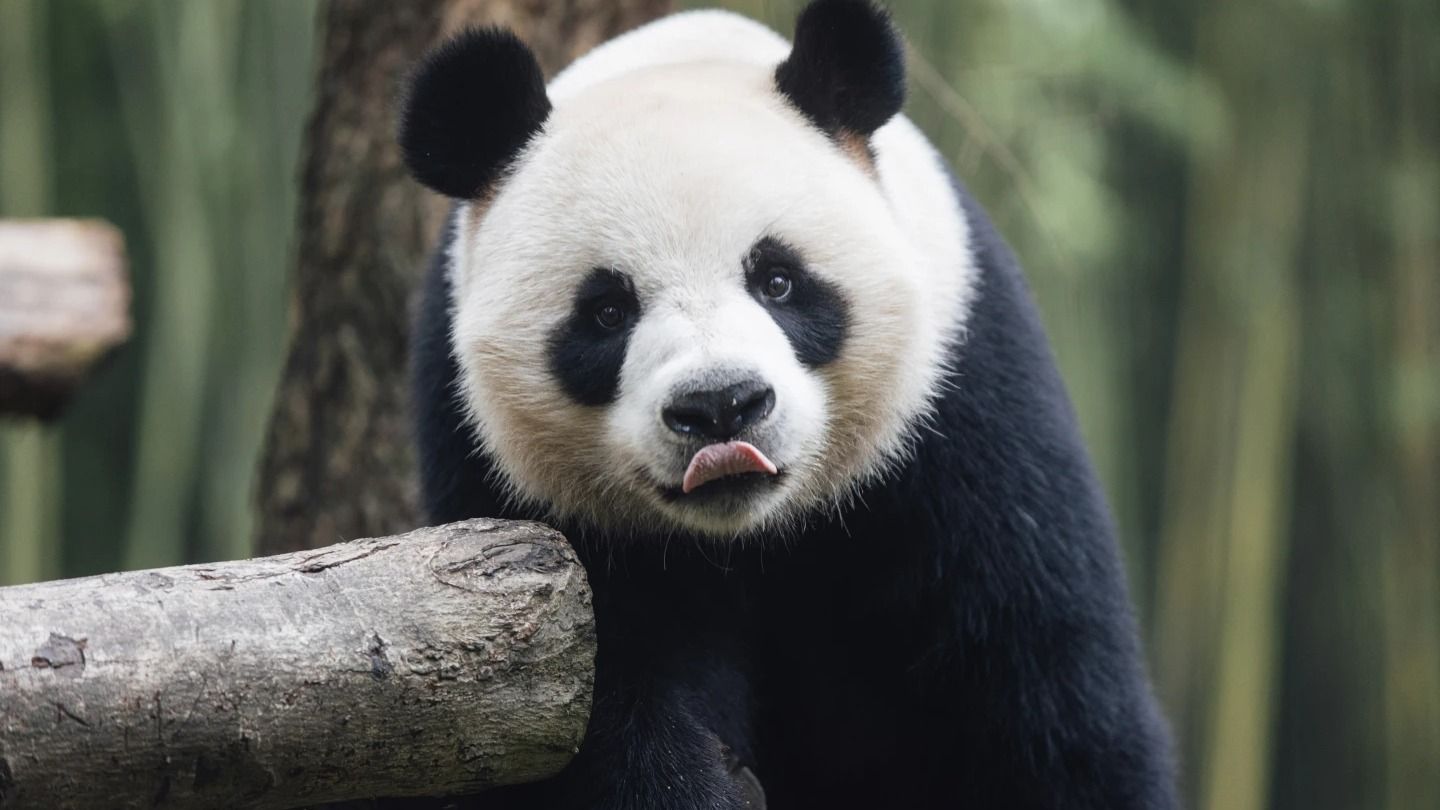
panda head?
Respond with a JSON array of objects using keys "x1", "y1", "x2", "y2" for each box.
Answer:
[{"x1": 401, "y1": 1, "x2": 950, "y2": 539}]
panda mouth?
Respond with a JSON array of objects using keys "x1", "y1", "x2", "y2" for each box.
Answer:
[
  {"x1": 655, "y1": 441, "x2": 782, "y2": 504},
  {"x1": 657, "y1": 470, "x2": 783, "y2": 504},
  {"x1": 681, "y1": 441, "x2": 778, "y2": 493}
]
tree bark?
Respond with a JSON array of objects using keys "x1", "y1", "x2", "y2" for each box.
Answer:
[
  {"x1": 0, "y1": 519, "x2": 594, "y2": 810},
  {"x1": 0, "y1": 219, "x2": 129, "y2": 420},
  {"x1": 254, "y1": 0, "x2": 671, "y2": 556}
]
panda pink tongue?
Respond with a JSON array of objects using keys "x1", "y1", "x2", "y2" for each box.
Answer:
[{"x1": 682, "y1": 441, "x2": 778, "y2": 494}]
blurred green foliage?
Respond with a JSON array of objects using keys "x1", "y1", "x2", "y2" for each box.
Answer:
[
  {"x1": 0, "y1": 1, "x2": 1435, "y2": 809},
  {"x1": 0, "y1": 0, "x2": 316, "y2": 579}
]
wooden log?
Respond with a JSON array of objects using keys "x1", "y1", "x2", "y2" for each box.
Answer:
[
  {"x1": 0, "y1": 219, "x2": 130, "y2": 419},
  {"x1": 0, "y1": 519, "x2": 595, "y2": 810}
]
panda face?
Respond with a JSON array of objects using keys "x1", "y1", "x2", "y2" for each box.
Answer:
[{"x1": 444, "y1": 60, "x2": 953, "y2": 539}]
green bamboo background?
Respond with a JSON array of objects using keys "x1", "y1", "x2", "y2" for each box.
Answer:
[{"x1": 0, "y1": 1, "x2": 1435, "y2": 808}]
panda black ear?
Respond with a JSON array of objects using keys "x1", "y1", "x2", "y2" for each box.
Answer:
[
  {"x1": 398, "y1": 28, "x2": 552, "y2": 199},
  {"x1": 775, "y1": 0, "x2": 906, "y2": 138}
]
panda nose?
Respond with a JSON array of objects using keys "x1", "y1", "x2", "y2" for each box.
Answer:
[{"x1": 663, "y1": 380, "x2": 776, "y2": 441}]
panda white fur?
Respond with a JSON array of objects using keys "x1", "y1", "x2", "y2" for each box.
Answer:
[{"x1": 403, "y1": 2, "x2": 1177, "y2": 808}]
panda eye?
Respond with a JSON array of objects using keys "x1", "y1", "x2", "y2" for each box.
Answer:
[
  {"x1": 594, "y1": 303, "x2": 626, "y2": 330},
  {"x1": 762, "y1": 271, "x2": 793, "y2": 302}
]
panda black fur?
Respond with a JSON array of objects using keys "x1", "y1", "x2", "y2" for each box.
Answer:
[{"x1": 404, "y1": 2, "x2": 1177, "y2": 808}]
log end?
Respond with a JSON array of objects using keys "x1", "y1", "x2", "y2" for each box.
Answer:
[{"x1": 0, "y1": 219, "x2": 131, "y2": 420}]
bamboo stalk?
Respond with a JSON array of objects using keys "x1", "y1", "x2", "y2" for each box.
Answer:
[
  {"x1": 1380, "y1": 7, "x2": 1440, "y2": 803},
  {"x1": 0, "y1": 0, "x2": 61, "y2": 587},
  {"x1": 193, "y1": 0, "x2": 318, "y2": 565},
  {"x1": 99, "y1": 0, "x2": 224, "y2": 572},
  {"x1": 1153, "y1": 5, "x2": 1311, "y2": 809}
]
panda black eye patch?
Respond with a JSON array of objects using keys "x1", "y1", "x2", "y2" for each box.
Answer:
[
  {"x1": 547, "y1": 268, "x2": 640, "y2": 406},
  {"x1": 745, "y1": 237, "x2": 849, "y2": 367}
]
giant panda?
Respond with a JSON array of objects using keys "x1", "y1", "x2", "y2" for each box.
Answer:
[{"x1": 401, "y1": 1, "x2": 1177, "y2": 808}]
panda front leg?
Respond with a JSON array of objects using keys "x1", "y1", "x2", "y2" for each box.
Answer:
[
  {"x1": 394, "y1": 674, "x2": 754, "y2": 810},
  {"x1": 462, "y1": 675, "x2": 757, "y2": 810},
  {"x1": 543, "y1": 665, "x2": 759, "y2": 810},
  {"x1": 473, "y1": 575, "x2": 759, "y2": 810}
]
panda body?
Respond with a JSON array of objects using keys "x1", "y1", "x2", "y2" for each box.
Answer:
[{"x1": 406, "y1": 3, "x2": 1177, "y2": 808}]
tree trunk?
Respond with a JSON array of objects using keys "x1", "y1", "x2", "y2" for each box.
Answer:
[
  {"x1": 254, "y1": 0, "x2": 671, "y2": 556},
  {"x1": 0, "y1": 519, "x2": 594, "y2": 810}
]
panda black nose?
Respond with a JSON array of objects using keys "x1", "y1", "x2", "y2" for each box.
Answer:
[{"x1": 663, "y1": 380, "x2": 776, "y2": 441}]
